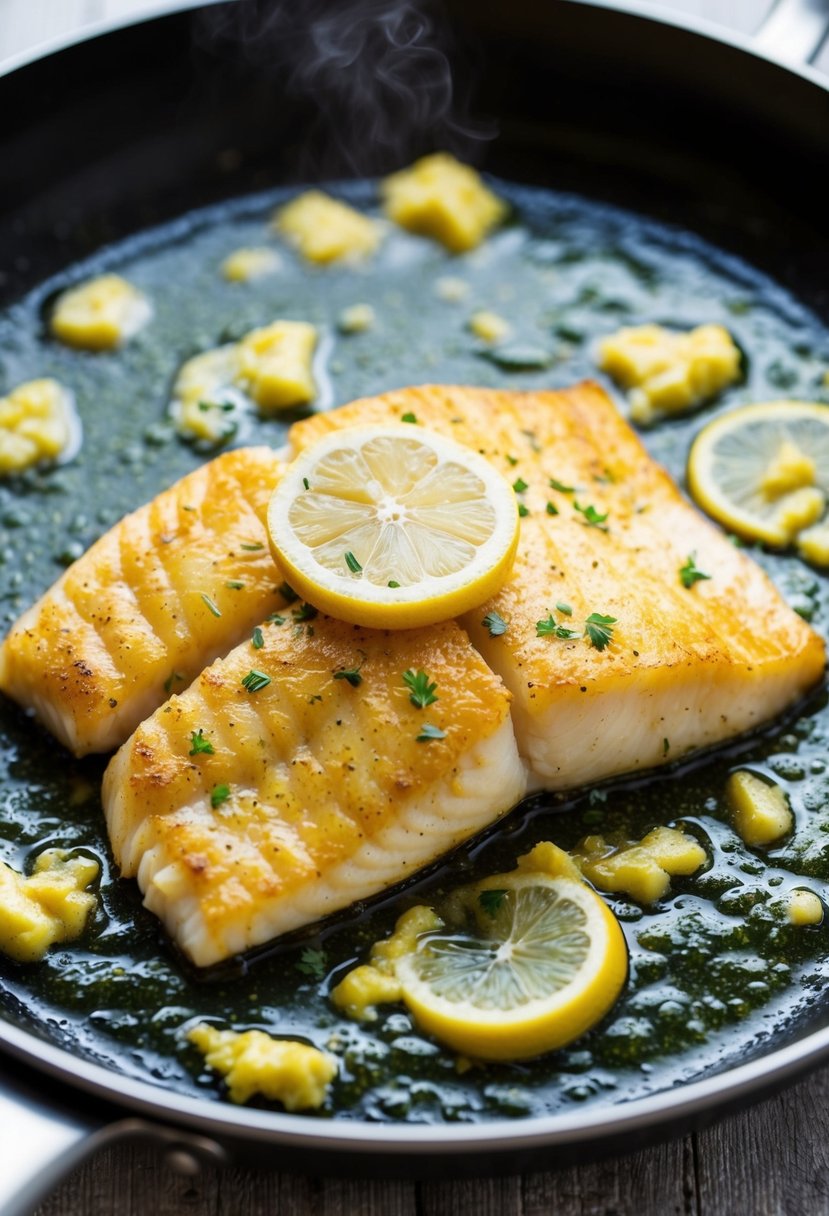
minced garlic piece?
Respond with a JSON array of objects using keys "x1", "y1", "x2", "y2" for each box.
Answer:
[
  {"x1": 797, "y1": 520, "x2": 829, "y2": 566},
  {"x1": 760, "y1": 439, "x2": 816, "y2": 499},
  {"x1": 188, "y1": 1023, "x2": 336, "y2": 1109},
  {"x1": 330, "y1": 905, "x2": 441, "y2": 1022},
  {"x1": 0, "y1": 849, "x2": 99, "y2": 963},
  {"x1": 382, "y1": 153, "x2": 506, "y2": 253},
  {"x1": 727, "y1": 770, "x2": 793, "y2": 846},
  {"x1": 274, "y1": 191, "x2": 381, "y2": 264},
  {"x1": 170, "y1": 346, "x2": 242, "y2": 445},
  {"x1": 598, "y1": 323, "x2": 741, "y2": 424},
  {"x1": 337, "y1": 303, "x2": 376, "y2": 334},
  {"x1": 468, "y1": 310, "x2": 511, "y2": 344},
  {"x1": 573, "y1": 827, "x2": 707, "y2": 903},
  {"x1": 221, "y1": 247, "x2": 281, "y2": 283},
  {"x1": 772, "y1": 487, "x2": 825, "y2": 543},
  {"x1": 50, "y1": 273, "x2": 151, "y2": 351},
  {"x1": 0, "y1": 379, "x2": 77, "y2": 475},
  {"x1": 237, "y1": 320, "x2": 317, "y2": 412},
  {"x1": 787, "y1": 889, "x2": 824, "y2": 926}
]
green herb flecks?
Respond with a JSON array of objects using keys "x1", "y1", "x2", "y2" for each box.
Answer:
[
  {"x1": 584, "y1": 612, "x2": 617, "y2": 651},
  {"x1": 679, "y1": 553, "x2": 712, "y2": 589},
  {"x1": 278, "y1": 582, "x2": 299, "y2": 604},
  {"x1": 479, "y1": 888, "x2": 508, "y2": 917},
  {"x1": 240, "y1": 542, "x2": 264, "y2": 551},
  {"x1": 333, "y1": 665, "x2": 363, "y2": 687},
  {"x1": 163, "y1": 671, "x2": 185, "y2": 695},
  {"x1": 401, "y1": 412, "x2": 418, "y2": 424},
  {"x1": 482, "y1": 610, "x2": 508, "y2": 637},
  {"x1": 518, "y1": 503, "x2": 530, "y2": 518},
  {"x1": 546, "y1": 501, "x2": 559, "y2": 516},
  {"x1": 293, "y1": 602, "x2": 319, "y2": 622},
  {"x1": 549, "y1": 478, "x2": 575, "y2": 494},
  {"x1": 416, "y1": 722, "x2": 446, "y2": 742},
  {"x1": 189, "y1": 729, "x2": 215, "y2": 756},
  {"x1": 225, "y1": 580, "x2": 244, "y2": 590},
  {"x1": 251, "y1": 626, "x2": 264, "y2": 650},
  {"x1": 200, "y1": 593, "x2": 221, "y2": 618},
  {"x1": 296, "y1": 947, "x2": 328, "y2": 980},
  {"x1": 344, "y1": 550, "x2": 362, "y2": 574},
  {"x1": 513, "y1": 477, "x2": 529, "y2": 494},
  {"x1": 211, "y1": 784, "x2": 231, "y2": 808},
  {"x1": 536, "y1": 613, "x2": 579, "y2": 640},
  {"x1": 574, "y1": 501, "x2": 609, "y2": 529},
  {"x1": 241, "y1": 669, "x2": 272, "y2": 694},
  {"x1": 403, "y1": 669, "x2": 439, "y2": 708}
]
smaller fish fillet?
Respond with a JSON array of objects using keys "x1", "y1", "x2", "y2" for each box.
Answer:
[
  {"x1": 0, "y1": 448, "x2": 285, "y2": 755},
  {"x1": 103, "y1": 616, "x2": 525, "y2": 967}
]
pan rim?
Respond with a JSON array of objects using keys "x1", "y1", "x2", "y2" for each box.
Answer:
[
  {"x1": 2, "y1": 1005, "x2": 829, "y2": 1149},
  {"x1": 1, "y1": 0, "x2": 829, "y2": 1158}
]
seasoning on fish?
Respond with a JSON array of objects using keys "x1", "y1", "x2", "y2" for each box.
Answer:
[
  {"x1": 0, "y1": 447, "x2": 285, "y2": 756},
  {"x1": 102, "y1": 616, "x2": 525, "y2": 967},
  {"x1": 289, "y1": 383, "x2": 825, "y2": 789}
]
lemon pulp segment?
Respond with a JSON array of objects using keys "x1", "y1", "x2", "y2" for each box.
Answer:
[
  {"x1": 395, "y1": 873, "x2": 627, "y2": 1061},
  {"x1": 687, "y1": 400, "x2": 829, "y2": 547},
  {"x1": 267, "y1": 424, "x2": 519, "y2": 628}
]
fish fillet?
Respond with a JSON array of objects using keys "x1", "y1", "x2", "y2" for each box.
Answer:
[
  {"x1": 102, "y1": 616, "x2": 525, "y2": 966},
  {"x1": 0, "y1": 447, "x2": 285, "y2": 755},
  {"x1": 290, "y1": 383, "x2": 826, "y2": 788}
]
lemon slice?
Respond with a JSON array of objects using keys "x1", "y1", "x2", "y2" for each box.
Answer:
[
  {"x1": 267, "y1": 424, "x2": 519, "y2": 628},
  {"x1": 687, "y1": 401, "x2": 829, "y2": 546},
  {"x1": 395, "y1": 873, "x2": 628, "y2": 1061}
]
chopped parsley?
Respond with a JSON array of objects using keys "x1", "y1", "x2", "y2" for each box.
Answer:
[
  {"x1": 679, "y1": 553, "x2": 712, "y2": 589},
  {"x1": 251, "y1": 626, "x2": 264, "y2": 650},
  {"x1": 479, "y1": 888, "x2": 508, "y2": 917},
  {"x1": 296, "y1": 947, "x2": 328, "y2": 980},
  {"x1": 210, "y1": 784, "x2": 231, "y2": 808},
  {"x1": 584, "y1": 612, "x2": 617, "y2": 651},
  {"x1": 241, "y1": 669, "x2": 271, "y2": 693},
  {"x1": 302, "y1": 477, "x2": 310, "y2": 490},
  {"x1": 344, "y1": 550, "x2": 362, "y2": 574},
  {"x1": 513, "y1": 477, "x2": 529, "y2": 494},
  {"x1": 333, "y1": 665, "x2": 363, "y2": 687},
  {"x1": 240, "y1": 541, "x2": 264, "y2": 551},
  {"x1": 482, "y1": 610, "x2": 508, "y2": 637},
  {"x1": 292, "y1": 602, "x2": 319, "y2": 622},
  {"x1": 388, "y1": 580, "x2": 401, "y2": 589},
  {"x1": 546, "y1": 501, "x2": 559, "y2": 516},
  {"x1": 267, "y1": 612, "x2": 286, "y2": 625},
  {"x1": 574, "y1": 501, "x2": 609, "y2": 529},
  {"x1": 200, "y1": 593, "x2": 221, "y2": 618},
  {"x1": 518, "y1": 503, "x2": 530, "y2": 518},
  {"x1": 225, "y1": 580, "x2": 244, "y2": 590},
  {"x1": 506, "y1": 454, "x2": 518, "y2": 466},
  {"x1": 401, "y1": 411, "x2": 418, "y2": 424},
  {"x1": 278, "y1": 582, "x2": 299, "y2": 604},
  {"x1": 189, "y1": 728, "x2": 215, "y2": 756},
  {"x1": 416, "y1": 722, "x2": 446, "y2": 742},
  {"x1": 403, "y1": 669, "x2": 438, "y2": 708},
  {"x1": 536, "y1": 613, "x2": 579, "y2": 640},
  {"x1": 549, "y1": 477, "x2": 575, "y2": 494}
]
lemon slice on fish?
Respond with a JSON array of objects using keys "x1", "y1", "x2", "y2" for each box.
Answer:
[
  {"x1": 687, "y1": 401, "x2": 829, "y2": 546},
  {"x1": 267, "y1": 424, "x2": 519, "y2": 628},
  {"x1": 394, "y1": 873, "x2": 628, "y2": 1061}
]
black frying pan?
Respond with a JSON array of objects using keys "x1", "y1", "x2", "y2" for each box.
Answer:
[{"x1": 1, "y1": 1, "x2": 829, "y2": 1211}]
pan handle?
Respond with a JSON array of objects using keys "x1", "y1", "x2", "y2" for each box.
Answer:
[
  {"x1": 752, "y1": 0, "x2": 829, "y2": 65},
  {"x1": 0, "y1": 1063, "x2": 227, "y2": 1216}
]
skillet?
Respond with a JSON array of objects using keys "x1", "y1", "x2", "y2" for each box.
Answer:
[{"x1": 2, "y1": 0, "x2": 829, "y2": 1210}]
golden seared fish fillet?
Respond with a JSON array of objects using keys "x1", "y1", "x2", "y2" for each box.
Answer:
[
  {"x1": 0, "y1": 448, "x2": 285, "y2": 756},
  {"x1": 103, "y1": 616, "x2": 524, "y2": 967},
  {"x1": 290, "y1": 384, "x2": 825, "y2": 788}
]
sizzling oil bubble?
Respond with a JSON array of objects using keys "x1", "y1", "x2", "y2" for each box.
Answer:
[{"x1": 0, "y1": 178, "x2": 828, "y2": 1120}]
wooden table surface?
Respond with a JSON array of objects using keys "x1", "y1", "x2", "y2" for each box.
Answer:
[{"x1": 2, "y1": 0, "x2": 829, "y2": 1212}]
